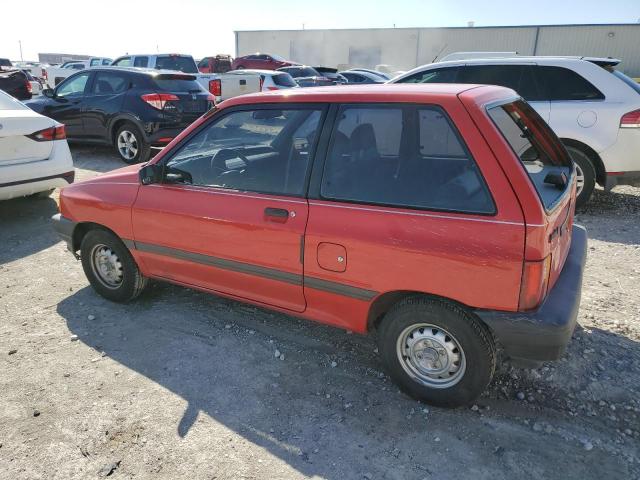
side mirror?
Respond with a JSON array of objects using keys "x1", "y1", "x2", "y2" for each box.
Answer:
[
  {"x1": 139, "y1": 163, "x2": 163, "y2": 185},
  {"x1": 42, "y1": 88, "x2": 55, "y2": 98}
]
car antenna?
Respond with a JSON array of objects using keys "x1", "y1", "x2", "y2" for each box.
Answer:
[{"x1": 432, "y1": 44, "x2": 448, "y2": 63}]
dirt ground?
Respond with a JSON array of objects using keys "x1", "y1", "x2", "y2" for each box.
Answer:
[{"x1": 1, "y1": 145, "x2": 639, "y2": 480}]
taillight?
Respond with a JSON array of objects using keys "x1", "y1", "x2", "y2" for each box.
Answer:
[
  {"x1": 26, "y1": 80, "x2": 32, "y2": 93},
  {"x1": 42, "y1": 69, "x2": 47, "y2": 79},
  {"x1": 209, "y1": 79, "x2": 221, "y2": 97},
  {"x1": 620, "y1": 109, "x2": 640, "y2": 128},
  {"x1": 28, "y1": 125, "x2": 66, "y2": 142},
  {"x1": 141, "y1": 93, "x2": 179, "y2": 110},
  {"x1": 518, "y1": 256, "x2": 551, "y2": 311}
]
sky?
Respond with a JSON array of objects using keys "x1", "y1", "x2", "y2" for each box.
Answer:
[{"x1": 2, "y1": 0, "x2": 639, "y2": 61}]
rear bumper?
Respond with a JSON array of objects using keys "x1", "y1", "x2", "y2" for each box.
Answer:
[
  {"x1": 476, "y1": 225, "x2": 588, "y2": 366},
  {"x1": 604, "y1": 170, "x2": 640, "y2": 190},
  {"x1": 0, "y1": 170, "x2": 74, "y2": 201}
]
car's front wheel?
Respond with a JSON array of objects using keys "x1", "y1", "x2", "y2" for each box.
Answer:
[
  {"x1": 80, "y1": 229, "x2": 148, "y2": 302},
  {"x1": 115, "y1": 123, "x2": 150, "y2": 164},
  {"x1": 377, "y1": 296, "x2": 496, "y2": 408}
]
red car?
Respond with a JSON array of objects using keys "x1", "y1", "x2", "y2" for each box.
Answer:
[
  {"x1": 53, "y1": 85, "x2": 587, "y2": 407},
  {"x1": 231, "y1": 53, "x2": 297, "y2": 71}
]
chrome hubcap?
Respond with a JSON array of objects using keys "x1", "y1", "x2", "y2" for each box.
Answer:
[
  {"x1": 90, "y1": 244, "x2": 123, "y2": 289},
  {"x1": 117, "y1": 130, "x2": 138, "y2": 160},
  {"x1": 397, "y1": 324, "x2": 466, "y2": 388}
]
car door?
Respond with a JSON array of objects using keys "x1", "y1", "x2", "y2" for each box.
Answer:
[
  {"x1": 303, "y1": 102, "x2": 526, "y2": 329},
  {"x1": 131, "y1": 105, "x2": 327, "y2": 312},
  {"x1": 458, "y1": 64, "x2": 551, "y2": 122},
  {"x1": 44, "y1": 71, "x2": 92, "y2": 138},
  {"x1": 82, "y1": 71, "x2": 130, "y2": 141}
]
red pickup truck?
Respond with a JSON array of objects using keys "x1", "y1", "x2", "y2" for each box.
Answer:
[{"x1": 53, "y1": 85, "x2": 587, "y2": 407}]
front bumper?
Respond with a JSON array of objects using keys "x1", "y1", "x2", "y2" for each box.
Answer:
[
  {"x1": 476, "y1": 225, "x2": 588, "y2": 366},
  {"x1": 52, "y1": 213, "x2": 76, "y2": 253}
]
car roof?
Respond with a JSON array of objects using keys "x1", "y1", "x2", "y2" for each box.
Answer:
[
  {"x1": 421, "y1": 56, "x2": 618, "y2": 68},
  {"x1": 222, "y1": 84, "x2": 512, "y2": 107},
  {"x1": 73, "y1": 66, "x2": 198, "y2": 78}
]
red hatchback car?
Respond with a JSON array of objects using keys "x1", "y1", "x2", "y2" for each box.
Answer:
[
  {"x1": 231, "y1": 53, "x2": 298, "y2": 71},
  {"x1": 53, "y1": 85, "x2": 587, "y2": 407}
]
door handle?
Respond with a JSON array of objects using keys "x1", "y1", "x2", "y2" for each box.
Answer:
[{"x1": 264, "y1": 207, "x2": 289, "y2": 219}]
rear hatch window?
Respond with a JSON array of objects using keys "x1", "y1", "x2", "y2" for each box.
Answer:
[
  {"x1": 272, "y1": 73, "x2": 297, "y2": 87},
  {"x1": 152, "y1": 74, "x2": 200, "y2": 92},
  {"x1": 488, "y1": 100, "x2": 573, "y2": 210},
  {"x1": 155, "y1": 56, "x2": 198, "y2": 74}
]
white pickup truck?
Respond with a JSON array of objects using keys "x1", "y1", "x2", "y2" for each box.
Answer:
[
  {"x1": 110, "y1": 54, "x2": 260, "y2": 102},
  {"x1": 44, "y1": 57, "x2": 112, "y2": 88}
]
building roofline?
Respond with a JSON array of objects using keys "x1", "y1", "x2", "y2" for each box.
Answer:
[{"x1": 234, "y1": 23, "x2": 640, "y2": 34}]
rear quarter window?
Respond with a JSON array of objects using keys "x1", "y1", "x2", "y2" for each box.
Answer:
[
  {"x1": 535, "y1": 66, "x2": 604, "y2": 101},
  {"x1": 488, "y1": 100, "x2": 573, "y2": 209}
]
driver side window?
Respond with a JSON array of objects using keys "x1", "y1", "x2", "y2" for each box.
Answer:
[
  {"x1": 56, "y1": 73, "x2": 90, "y2": 97},
  {"x1": 165, "y1": 108, "x2": 324, "y2": 196}
]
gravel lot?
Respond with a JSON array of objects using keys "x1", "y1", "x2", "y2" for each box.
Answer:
[{"x1": 1, "y1": 145, "x2": 639, "y2": 479}]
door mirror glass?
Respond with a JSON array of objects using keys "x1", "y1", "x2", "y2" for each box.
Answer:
[{"x1": 139, "y1": 163, "x2": 163, "y2": 185}]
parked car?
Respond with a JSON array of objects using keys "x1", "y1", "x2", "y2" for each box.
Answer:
[
  {"x1": 348, "y1": 68, "x2": 391, "y2": 81},
  {"x1": 52, "y1": 84, "x2": 586, "y2": 407},
  {"x1": 22, "y1": 70, "x2": 43, "y2": 95},
  {"x1": 111, "y1": 54, "x2": 260, "y2": 102},
  {"x1": 0, "y1": 69, "x2": 31, "y2": 100},
  {"x1": 391, "y1": 56, "x2": 640, "y2": 206},
  {"x1": 227, "y1": 69, "x2": 298, "y2": 91},
  {"x1": 197, "y1": 55, "x2": 233, "y2": 74},
  {"x1": 276, "y1": 66, "x2": 334, "y2": 87},
  {"x1": 0, "y1": 58, "x2": 13, "y2": 68},
  {"x1": 340, "y1": 70, "x2": 386, "y2": 84},
  {"x1": 313, "y1": 67, "x2": 347, "y2": 85},
  {"x1": 14, "y1": 61, "x2": 43, "y2": 79},
  {"x1": 44, "y1": 58, "x2": 113, "y2": 88},
  {"x1": 25, "y1": 67, "x2": 215, "y2": 164},
  {"x1": 0, "y1": 89, "x2": 74, "y2": 200},
  {"x1": 231, "y1": 53, "x2": 298, "y2": 71}
]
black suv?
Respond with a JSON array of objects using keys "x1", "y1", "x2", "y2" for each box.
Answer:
[
  {"x1": 0, "y1": 68, "x2": 31, "y2": 101},
  {"x1": 25, "y1": 67, "x2": 214, "y2": 164}
]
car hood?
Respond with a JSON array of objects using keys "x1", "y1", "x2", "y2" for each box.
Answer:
[{"x1": 84, "y1": 164, "x2": 142, "y2": 185}]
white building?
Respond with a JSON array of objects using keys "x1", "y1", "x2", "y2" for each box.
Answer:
[{"x1": 235, "y1": 23, "x2": 640, "y2": 76}]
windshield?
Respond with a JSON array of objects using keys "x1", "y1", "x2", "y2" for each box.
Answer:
[
  {"x1": 488, "y1": 100, "x2": 572, "y2": 209},
  {"x1": 155, "y1": 56, "x2": 198, "y2": 74},
  {"x1": 272, "y1": 73, "x2": 297, "y2": 87}
]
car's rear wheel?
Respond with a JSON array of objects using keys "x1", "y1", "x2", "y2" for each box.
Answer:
[
  {"x1": 564, "y1": 144, "x2": 596, "y2": 208},
  {"x1": 377, "y1": 296, "x2": 496, "y2": 408},
  {"x1": 80, "y1": 229, "x2": 147, "y2": 302},
  {"x1": 115, "y1": 123, "x2": 150, "y2": 164}
]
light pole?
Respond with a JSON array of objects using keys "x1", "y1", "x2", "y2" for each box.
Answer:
[{"x1": 18, "y1": 40, "x2": 23, "y2": 61}]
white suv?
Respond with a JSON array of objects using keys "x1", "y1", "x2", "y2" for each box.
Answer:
[{"x1": 391, "y1": 56, "x2": 640, "y2": 206}]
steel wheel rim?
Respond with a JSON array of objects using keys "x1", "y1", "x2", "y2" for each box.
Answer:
[
  {"x1": 117, "y1": 130, "x2": 139, "y2": 160},
  {"x1": 396, "y1": 323, "x2": 466, "y2": 389},
  {"x1": 90, "y1": 244, "x2": 124, "y2": 289}
]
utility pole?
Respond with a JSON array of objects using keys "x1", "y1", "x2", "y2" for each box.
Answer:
[{"x1": 19, "y1": 40, "x2": 23, "y2": 61}]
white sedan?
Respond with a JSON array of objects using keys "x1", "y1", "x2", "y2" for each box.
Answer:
[{"x1": 0, "y1": 90, "x2": 74, "y2": 200}]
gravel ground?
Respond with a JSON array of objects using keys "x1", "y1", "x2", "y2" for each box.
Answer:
[{"x1": 1, "y1": 145, "x2": 639, "y2": 479}]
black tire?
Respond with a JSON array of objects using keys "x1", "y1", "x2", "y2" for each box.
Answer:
[
  {"x1": 32, "y1": 189, "x2": 54, "y2": 198},
  {"x1": 80, "y1": 229, "x2": 147, "y2": 302},
  {"x1": 114, "y1": 122, "x2": 150, "y2": 165},
  {"x1": 377, "y1": 296, "x2": 496, "y2": 408},
  {"x1": 235, "y1": 65, "x2": 245, "y2": 69},
  {"x1": 564, "y1": 144, "x2": 596, "y2": 208}
]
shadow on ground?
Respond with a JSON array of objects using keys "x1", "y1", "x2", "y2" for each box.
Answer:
[
  {"x1": 56, "y1": 283, "x2": 634, "y2": 479},
  {"x1": 0, "y1": 195, "x2": 59, "y2": 265}
]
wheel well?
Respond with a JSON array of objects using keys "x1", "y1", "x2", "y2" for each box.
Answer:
[
  {"x1": 560, "y1": 138, "x2": 606, "y2": 186},
  {"x1": 367, "y1": 291, "x2": 478, "y2": 333},
  {"x1": 110, "y1": 119, "x2": 137, "y2": 145},
  {"x1": 71, "y1": 222, "x2": 118, "y2": 253}
]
